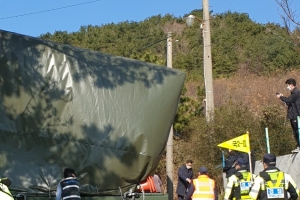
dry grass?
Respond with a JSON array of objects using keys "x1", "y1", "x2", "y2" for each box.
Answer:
[
  {"x1": 196, "y1": 69, "x2": 300, "y2": 115},
  {"x1": 158, "y1": 69, "x2": 300, "y2": 198}
]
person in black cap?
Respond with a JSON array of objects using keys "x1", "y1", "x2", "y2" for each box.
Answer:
[
  {"x1": 0, "y1": 178, "x2": 14, "y2": 200},
  {"x1": 224, "y1": 158, "x2": 256, "y2": 200},
  {"x1": 186, "y1": 166, "x2": 217, "y2": 200},
  {"x1": 223, "y1": 150, "x2": 240, "y2": 178},
  {"x1": 56, "y1": 168, "x2": 81, "y2": 200},
  {"x1": 249, "y1": 153, "x2": 299, "y2": 200},
  {"x1": 223, "y1": 150, "x2": 256, "y2": 179}
]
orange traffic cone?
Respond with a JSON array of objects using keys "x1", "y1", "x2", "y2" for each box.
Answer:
[{"x1": 137, "y1": 176, "x2": 156, "y2": 193}]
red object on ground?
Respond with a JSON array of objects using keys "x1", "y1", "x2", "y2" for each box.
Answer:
[{"x1": 137, "y1": 176, "x2": 157, "y2": 193}]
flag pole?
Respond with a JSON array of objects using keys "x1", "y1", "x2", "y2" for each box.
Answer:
[
  {"x1": 246, "y1": 131, "x2": 253, "y2": 182},
  {"x1": 217, "y1": 132, "x2": 252, "y2": 180},
  {"x1": 248, "y1": 151, "x2": 253, "y2": 181},
  {"x1": 222, "y1": 151, "x2": 225, "y2": 168}
]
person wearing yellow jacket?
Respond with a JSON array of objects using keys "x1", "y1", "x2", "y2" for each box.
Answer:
[
  {"x1": 249, "y1": 153, "x2": 299, "y2": 200},
  {"x1": 0, "y1": 178, "x2": 14, "y2": 200},
  {"x1": 224, "y1": 158, "x2": 256, "y2": 200},
  {"x1": 190, "y1": 166, "x2": 218, "y2": 200}
]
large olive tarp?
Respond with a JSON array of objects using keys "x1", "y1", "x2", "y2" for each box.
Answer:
[{"x1": 0, "y1": 30, "x2": 185, "y2": 195}]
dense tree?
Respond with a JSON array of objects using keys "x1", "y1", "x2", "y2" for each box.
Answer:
[
  {"x1": 40, "y1": 11, "x2": 300, "y2": 76},
  {"x1": 39, "y1": 10, "x2": 300, "y2": 138},
  {"x1": 38, "y1": 9, "x2": 300, "y2": 195}
]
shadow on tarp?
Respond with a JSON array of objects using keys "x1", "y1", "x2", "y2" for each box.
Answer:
[{"x1": 0, "y1": 29, "x2": 186, "y2": 195}]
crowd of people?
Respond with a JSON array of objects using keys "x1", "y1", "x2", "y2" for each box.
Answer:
[
  {"x1": 176, "y1": 152, "x2": 299, "y2": 200},
  {"x1": 1, "y1": 155, "x2": 299, "y2": 200},
  {"x1": 0, "y1": 168, "x2": 81, "y2": 200},
  {"x1": 2, "y1": 78, "x2": 300, "y2": 200},
  {"x1": 174, "y1": 77, "x2": 300, "y2": 200}
]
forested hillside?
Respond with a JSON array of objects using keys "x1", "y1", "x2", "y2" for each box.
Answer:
[
  {"x1": 40, "y1": 9, "x2": 300, "y2": 76},
  {"x1": 40, "y1": 9, "x2": 300, "y2": 194}
]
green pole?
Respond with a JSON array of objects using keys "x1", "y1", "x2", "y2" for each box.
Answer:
[
  {"x1": 265, "y1": 127, "x2": 270, "y2": 154},
  {"x1": 297, "y1": 116, "x2": 300, "y2": 144}
]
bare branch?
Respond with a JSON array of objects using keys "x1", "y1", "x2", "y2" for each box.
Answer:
[{"x1": 276, "y1": 0, "x2": 300, "y2": 48}]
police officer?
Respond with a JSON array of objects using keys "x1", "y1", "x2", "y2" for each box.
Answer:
[
  {"x1": 0, "y1": 178, "x2": 14, "y2": 200},
  {"x1": 56, "y1": 168, "x2": 81, "y2": 200},
  {"x1": 249, "y1": 153, "x2": 299, "y2": 200},
  {"x1": 224, "y1": 158, "x2": 255, "y2": 200}
]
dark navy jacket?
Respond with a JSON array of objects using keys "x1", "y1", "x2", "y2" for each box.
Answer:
[{"x1": 176, "y1": 165, "x2": 194, "y2": 196}]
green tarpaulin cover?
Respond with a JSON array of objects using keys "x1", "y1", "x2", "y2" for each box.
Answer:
[{"x1": 0, "y1": 29, "x2": 185, "y2": 195}]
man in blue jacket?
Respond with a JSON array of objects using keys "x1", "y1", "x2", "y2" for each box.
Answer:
[
  {"x1": 176, "y1": 160, "x2": 194, "y2": 200},
  {"x1": 56, "y1": 168, "x2": 81, "y2": 200}
]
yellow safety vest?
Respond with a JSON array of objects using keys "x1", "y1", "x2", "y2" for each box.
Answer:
[
  {"x1": 192, "y1": 175, "x2": 215, "y2": 200},
  {"x1": 0, "y1": 183, "x2": 14, "y2": 200},
  {"x1": 233, "y1": 171, "x2": 252, "y2": 200},
  {"x1": 261, "y1": 171, "x2": 286, "y2": 200}
]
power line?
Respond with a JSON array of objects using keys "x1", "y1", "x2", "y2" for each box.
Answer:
[
  {"x1": 227, "y1": 0, "x2": 241, "y2": 13},
  {"x1": 0, "y1": 0, "x2": 102, "y2": 20},
  {"x1": 125, "y1": 37, "x2": 167, "y2": 57}
]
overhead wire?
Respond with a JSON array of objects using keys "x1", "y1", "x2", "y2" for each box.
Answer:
[
  {"x1": 0, "y1": 0, "x2": 169, "y2": 56},
  {"x1": 227, "y1": 0, "x2": 241, "y2": 13},
  {"x1": 0, "y1": 0, "x2": 102, "y2": 20}
]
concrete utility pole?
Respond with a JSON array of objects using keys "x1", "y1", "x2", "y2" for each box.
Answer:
[
  {"x1": 166, "y1": 32, "x2": 173, "y2": 200},
  {"x1": 202, "y1": 0, "x2": 214, "y2": 122}
]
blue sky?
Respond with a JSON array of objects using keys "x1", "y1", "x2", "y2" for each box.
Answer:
[{"x1": 0, "y1": 0, "x2": 299, "y2": 37}]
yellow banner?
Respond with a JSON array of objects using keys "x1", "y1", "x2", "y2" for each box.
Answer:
[{"x1": 217, "y1": 133, "x2": 250, "y2": 153}]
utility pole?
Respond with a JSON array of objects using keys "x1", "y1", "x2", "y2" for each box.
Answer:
[
  {"x1": 202, "y1": 0, "x2": 214, "y2": 122},
  {"x1": 166, "y1": 32, "x2": 173, "y2": 200}
]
